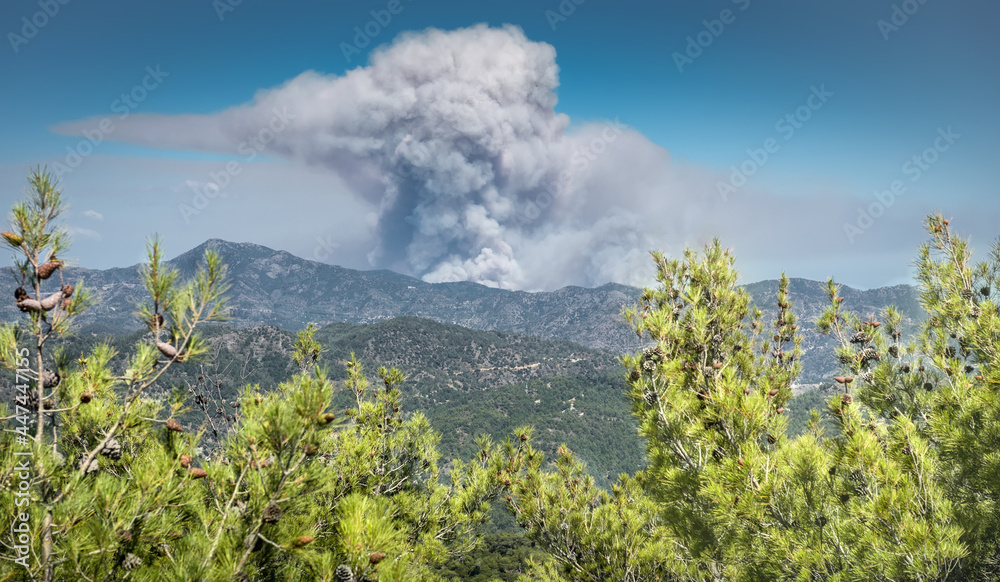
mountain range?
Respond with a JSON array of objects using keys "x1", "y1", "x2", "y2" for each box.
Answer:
[{"x1": 0, "y1": 239, "x2": 924, "y2": 385}]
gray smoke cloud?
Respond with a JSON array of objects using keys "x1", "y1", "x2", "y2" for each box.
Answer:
[{"x1": 52, "y1": 24, "x2": 732, "y2": 290}]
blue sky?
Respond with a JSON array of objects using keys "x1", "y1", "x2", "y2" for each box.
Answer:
[{"x1": 1, "y1": 0, "x2": 997, "y2": 290}]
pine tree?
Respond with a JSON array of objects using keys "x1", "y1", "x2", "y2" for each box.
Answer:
[
  {"x1": 836, "y1": 213, "x2": 1000, "y2": 579},
  {"x1": 508, "y1": 235, "x2": 973, "y2": 581},
  {"x1": 0, "y1": 168, "x2": 510, "y2": 581},
  {"x1": 0, "y1": 167, "x2": 229, "y2": 581}
]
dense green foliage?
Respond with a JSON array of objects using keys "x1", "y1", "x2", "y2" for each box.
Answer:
[{"x1": 503, "y1": 219, "x2": 1000, "y2": 581}]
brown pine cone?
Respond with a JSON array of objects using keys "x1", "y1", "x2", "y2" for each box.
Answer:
[
  {"x1": 36, "y1": 261, "x2": 61, "y2": 280},
  {"x1": 262, "y1": 503, "x2": 282, "y2": 524}
]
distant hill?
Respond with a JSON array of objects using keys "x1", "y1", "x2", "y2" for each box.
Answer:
[{"x1": 0, "y1": 239, "x2": 924, "y2": 384}]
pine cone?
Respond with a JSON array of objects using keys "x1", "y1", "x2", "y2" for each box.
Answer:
[
  {"x1": 335, "y1": 564, "x2": 355, "y2": 582},
  {"x1": 1, "y1": 231, "x2": 23, "y2": 246},
  {"x1": 39, "y1": 290, "x2": 64, "y2": 311},
  {"x1": 849, "y1": 331, "x2": 869, "y2": 344},
  {"x1": 859, "y1": 372, "x2": 874, "y2": 384},
  {"x1": 122, "y1": 553, "x2": 142, "y2": 571},
  {"x1": 262, "y1": 502, "x2": 282, "y2": 524},
  {"x1": 14, "y1": 286, "x2": 27, "y2": 301},
  {"x1": 838, "y1": 353, "x2": 853, "y2": 365},
  {"x1": 156, "y1": 341, "x2": 179, "y2": 359},
  {"x1": 41, "y1": 369, "x2": 60, "y2": 388},
  {"x1": 36, "y1": 261, "x2": 60, "y2": 280},
  {"x1": 859, "y1": 346, "x2": 880, "y2": 364},
  {"x1": 100, "y1": 438, "x2": 122, "y2": 460},
  {"x1": 643, "y1": 390, "x2": 657, "y2": 406},
  {"x1": 61, "y1": 284, "x2": 74, "y2": 298},
  {"x1": 369, "y1": 552, "x2": 386, "y2": 564},
  {"x1": 166, "y1": 419, "x2": 183, "y2": 432},
  {"x1": 887, "y1": 345, "x2": 899, "y2": 358},
  {"x1": 189, "y1": 467, "x2": 208, "y2": 479},
  {"x1": 16, "y1": 298, "x2": 43, "y2": 313},
  {"x1": 841, "y1": 393, "x2": 853, "y2": 406}
]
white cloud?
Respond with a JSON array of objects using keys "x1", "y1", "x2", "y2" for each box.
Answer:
[
  {"x1": 64, "y1": 226, "x2": 102, "y2": 241},
  {"x1": 82, "y1": 209, "x2": 103, "y2": 220}
]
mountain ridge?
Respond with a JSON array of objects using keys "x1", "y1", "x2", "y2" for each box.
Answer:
[{"x1": 0, "y1": 239, "x2": 923, "y2": 382}]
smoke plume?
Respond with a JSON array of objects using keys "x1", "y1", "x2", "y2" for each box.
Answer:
[{"x1": 54, "y1": 24, "x2": 730, "y2": 289}]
